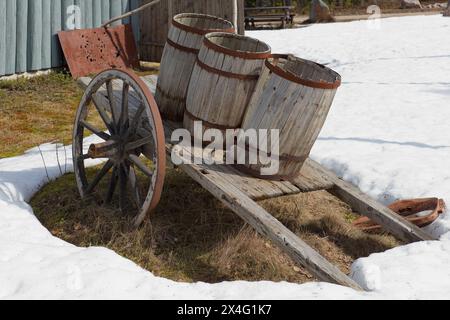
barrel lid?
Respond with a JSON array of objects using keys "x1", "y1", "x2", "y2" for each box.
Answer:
[
  {"x1": 172, "y1": 13, "x2": 235, "y2": 36},
  {"x1": 266, "y1": 54, "x2": 341, "y2": 90},
  {"x1": 203, "y1": 32, "x2": 272, "y2": 60}
]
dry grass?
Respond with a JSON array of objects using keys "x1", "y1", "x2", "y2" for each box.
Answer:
[
  {"x1": 0, "y1": 72, "x2": 82, "y2": 158},
  {"x1": 0, "y1": 66, "x2": 158, "y2": 159},
  {"x1": 31, "y1": 166, "x2": 400, "y2": 284}
]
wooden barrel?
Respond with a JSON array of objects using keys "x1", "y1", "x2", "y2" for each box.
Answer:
[
  {"x1": 239, "y1": 54, "x2": 342, "y2": 180},
  {"x1": 184, "y1": 32, "x2": 271, "y2": 140},
  {"x1": 155, "y1": 13, "x2": 235, "y2": 121}
]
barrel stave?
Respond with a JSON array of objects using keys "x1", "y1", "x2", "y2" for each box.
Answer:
[
  {"x1": 156, "y1": 14, "x2": 234, "y2": 121},
  {"x1": 185, "y1": 32, "x2": 271, "y2": 140}
]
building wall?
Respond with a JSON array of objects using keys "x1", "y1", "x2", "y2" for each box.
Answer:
[
  {"x1": 0, "y1": 0, "x2": 140, "y2": 77},
  {"x1": 139, "y1": 0, "x2": 245, "y2": 63}
]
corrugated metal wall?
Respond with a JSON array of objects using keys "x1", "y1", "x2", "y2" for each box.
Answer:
[{"x1": 0, "y1": 0, "x2": 140, "y2": 77}]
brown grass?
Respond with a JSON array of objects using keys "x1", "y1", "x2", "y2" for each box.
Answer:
[
  {"x1": 0, "y1": 72, "x2": 82, "y2": 158},
  {"x1": 31, "y1": 166, "x2": 400, "y2": 284},
  {"x1": 0, "y1": 66, "x2": 158, "y2": 159}
]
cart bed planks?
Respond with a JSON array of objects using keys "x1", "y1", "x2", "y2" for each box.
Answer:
[{"x1": 78, "y1": 75, "x2": 435, "y2": 291}]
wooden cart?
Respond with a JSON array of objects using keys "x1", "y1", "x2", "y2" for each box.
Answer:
[{"x1": 74, "y1": 69, "x2": 435, "y2": 292}]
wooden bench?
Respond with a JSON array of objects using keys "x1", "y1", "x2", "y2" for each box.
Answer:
[{"x1": 245, "y1": 4, "x2": 296, "y2": 29}]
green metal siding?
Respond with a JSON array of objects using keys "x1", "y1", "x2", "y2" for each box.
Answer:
[{"x1": 0, "y1": 0, "x2": 139, "y2": 77}]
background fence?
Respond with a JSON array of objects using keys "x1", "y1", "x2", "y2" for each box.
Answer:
[{"x1": 0, "y1": 0, "x2": 140, "y2": 77}]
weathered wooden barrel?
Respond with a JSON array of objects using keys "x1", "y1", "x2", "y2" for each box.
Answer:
[
  {"x1": 239, "y1": 54, "x2": 342, "y2": 180},
  {"x1": 155, "y1": 13, "x2": 235, "y2": 121},
  {"x1": 184, "y1": 32, "x2": 271, "y2": 140}
]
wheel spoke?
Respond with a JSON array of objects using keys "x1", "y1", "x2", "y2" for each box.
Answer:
[
  {"x1": 85, "y1": 160, "x2": 114, "y2": 194},
  {"x1": 125, "y1": 135, "x2": 152, "y2": 152},
  {"x1": 92, "y1": 95, "x2": 115, "y2": 135},
  {"x1": 80, "y1": 120, "x2": 111, "y2": 141},
  {"x1": 119, "y1": 164, "x2": 128, "y2": 213},
  {"x1": 106, "y1": 80, "x2": 119, "y2": 126},
  {"x1": 128, "y1": 154, "x2": 154, "y2": 178},
  {"x1": 119, "y1": 83, "x2": 130, "y2": 134},
  {"x1": 129, "y1": 103, "x2": 145, "y2": 136},
  {"x1": 106, "y1": 166, "x2": 118, "y2": 204},
  {"x1": 78, "y1": 154, "x2": 91, "y2": 161},
  {"x1": 128, "y1": 165, "x2": 142, "y2": 208}
]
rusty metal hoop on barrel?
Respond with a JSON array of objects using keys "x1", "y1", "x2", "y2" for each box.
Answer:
[
  {"x1": 73, "y1": 69, "x2": 166, "y2": 227},
  {"x1": 155, "y1": 13, "x2": 235, "y2": 121}
]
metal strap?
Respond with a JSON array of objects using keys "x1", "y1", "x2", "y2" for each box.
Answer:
[
  {"x1": 265, "y1": 54, "x2": 342, "y2": 90},
  {"x1": 184, "y1": 109, "x2": 238, "y2": 131},
  {"x1": 245, "y1": 142, "x2": 307, "y2": 163},
  {"x1": 196, "y1": 57, "x2": 259, "y2": 81},
  {"x1": 166, "y1": 38, "x2": 199, "y2": 55},
  {"x1": 172, "y1": 17, "x2": 235, "y2": 36},
  {"x1": 156, "y1": 83, "x2": 186, "y2": 103},
  {"x1": 203, "y1": 36, "x2": 271, "y2": 60}
]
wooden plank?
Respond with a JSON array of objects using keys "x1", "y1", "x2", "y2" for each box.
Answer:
[
  {"x1": 169, "y1": 142, "x2": 362, "y2": 290},
  {"x1": 164, "y1": 119, "x2": 302, "y2": 200},
  {"x1": 292, "y1": 161, "x2": 335, "y2": 192},
  {"x1": 206, "y1": 163, "x2": 300, "y2": 201},
  {"x1": 306, "y1": 159, "x2": 436, "y2": 243}
]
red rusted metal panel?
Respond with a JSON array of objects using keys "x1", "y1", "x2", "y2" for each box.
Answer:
[{"x1": 58, "y1": 24, "x2": 139, "y2": 79}]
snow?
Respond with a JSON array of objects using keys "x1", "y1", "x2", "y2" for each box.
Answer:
[
  {"x1": 1, "y1": 15, "x2": 450, "y2": 299},
  {"x1": 248, "y1": 14, "x2": 450, "y2": 240}
]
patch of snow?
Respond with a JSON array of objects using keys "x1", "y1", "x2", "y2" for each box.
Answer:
[
  {"x1": 1, "y1": 15, "x2": 450, "y2": 299},
  {"x1": 0, "y1": 69, "x2": 52, "y2": 82},
  {"x1": 351, "y1": 260, "x2": 382, "y2": 291},
  {"x1": 249, "y1": 14, "x2": 450, "y2": 240}
]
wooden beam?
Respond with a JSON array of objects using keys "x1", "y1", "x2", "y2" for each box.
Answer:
[
  {"x1": 178, "y1": 163, "x2": 362, "y2": 290},
  {"x1": 305, "y1": 159, "x2": 436, "y2": 243},
  {"x1": 164, "y1": 134, "x2": 362, "y2": 291},
  {"x1": 291, "y1": 161, "x2": 334, "y2": 192}
]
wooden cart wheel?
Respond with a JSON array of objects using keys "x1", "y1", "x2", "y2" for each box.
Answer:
[{"x1": 73, "y1": 69, "x2": 166, "y2": 227}]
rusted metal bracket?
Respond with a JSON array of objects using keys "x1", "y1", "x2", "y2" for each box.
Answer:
[{"x1": 354, "y1": 198, "x2": 446, "y2": 232}]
